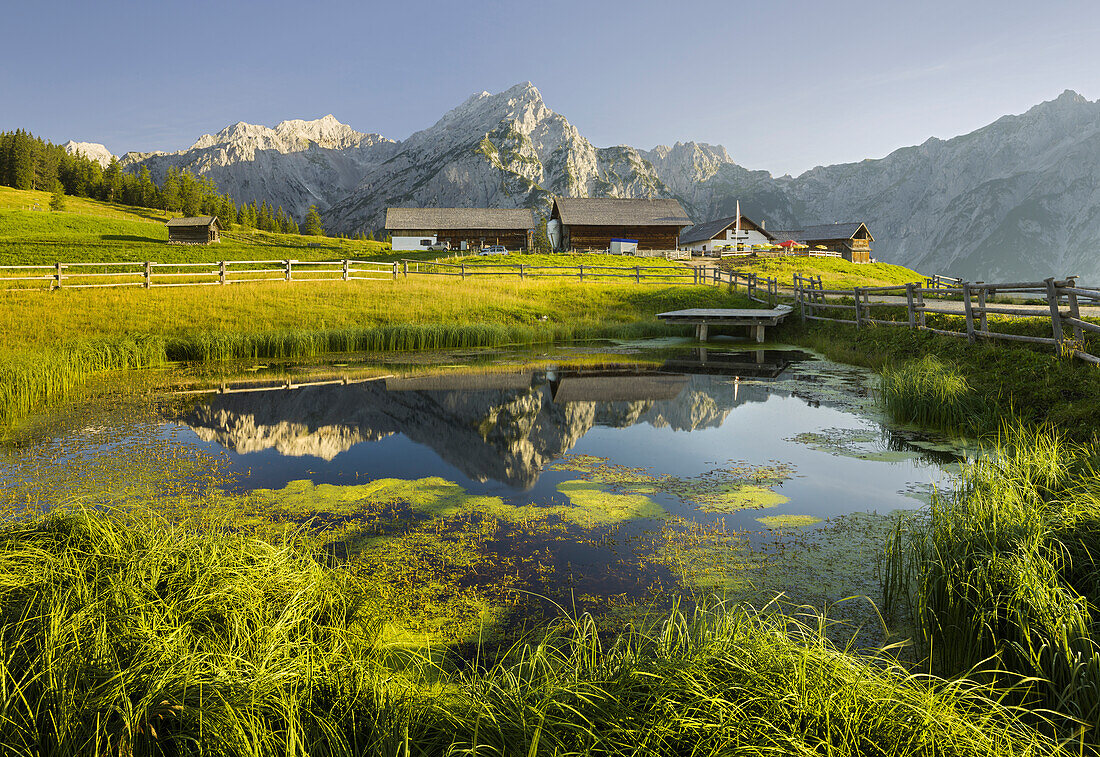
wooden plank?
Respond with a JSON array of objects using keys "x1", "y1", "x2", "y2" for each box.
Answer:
[
  {"x1": 962, "y1": 282, "x2": 975, "y2": 342},
  {"x1": 805, "y1": 315, "x2": 859, "y2": 325},
  {"x1": 973, "y1": 305, "x2": 1058, "y2": 317},
  {"x1": 922, "y1": 326, "x2": 967, "y2": 338},
  {"x1": 980, "y1": 331, "x2": 1058, "y2": 346},
  {"x1": 1072, "y1": 350, "x2": 1100, "y2": 365},
  {"x1": 1062, "y1": 316, "x2": 1100, "y2": 334},
  {"x1": 1045, "y1": 277, "x2": 1064, "y2": 352}
]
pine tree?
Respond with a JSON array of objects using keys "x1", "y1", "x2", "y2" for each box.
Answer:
[
  {"x1": 533, "y1": 216, "x2": 551, "y2": 252},
  {"x1": 303, "y1": 205, "x2": 324, "y2": 236},
  {"x1": 49, "y1": 182, "x2": 66, "y2": 212}
]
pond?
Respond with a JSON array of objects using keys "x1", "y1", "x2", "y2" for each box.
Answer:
[{"x1": 0, "y1": 340, "x2": 964, "y2": 648}]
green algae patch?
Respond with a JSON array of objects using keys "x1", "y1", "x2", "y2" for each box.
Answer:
[
  {"x1": 554, "y1": 480, "x2": 666, "y2": 525},
  {"x1": 790, "y1": 428, "x2": 915, "y2": 463},
  {"x1": 756, "y1": 514, "x2": 823, "y2": 529},
  {"x1": 691, "y1": 483, "x2": 788, "y2": 513},
  {"x1": 250, "y1": 477, "x2": 508, "y2": 521},
  {"x1": 551, "y1": 455, "x2": 794, "y2": 514}
]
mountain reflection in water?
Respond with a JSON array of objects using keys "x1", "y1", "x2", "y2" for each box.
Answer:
[{"x1": 178, "y1": 349, "x2": 810, "y2": 489}]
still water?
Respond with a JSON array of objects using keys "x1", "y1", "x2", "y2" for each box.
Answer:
[{"x1": 4, "y1": 341, "x2": 963, "y2": 642}]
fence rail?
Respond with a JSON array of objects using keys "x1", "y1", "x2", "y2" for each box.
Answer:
[
  {"x1": 0, "y1": 259, "x2": 403, "y2": 288},
  {"x1": 794, "y1": 273, "x2": 1100, "y2": 365}
]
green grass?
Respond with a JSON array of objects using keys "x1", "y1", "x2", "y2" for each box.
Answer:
[
  {"x1": 0, "y1": 506, "x2": 1066, "y2": 756},
  {"x1": 778, "y1": 319, "x2": 1100, "y2": 441},
  {"x1": 722, "y1": 256, "x2": 924, "y2": 289},
  {"x1": 0, "y1": 279, "x2": 750, "y2": 425},
  {"x1": 885, "y1": 425, "x2": 1100, "y2": 742}
]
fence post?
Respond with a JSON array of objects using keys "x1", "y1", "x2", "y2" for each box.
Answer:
[
  {"x1": 285, "y1": 260, "x2": 292, "y2": 281},
  {"x1": 54, "y1": 261, "x2": 63, "y2": 289},
  {"x1": 393, "y1": 262, "x2": 398, "y2": 280},
  {"x1": 1045, "y1": 277, "x2": 1064, "y2": 354},
  {"x1": 461, "y1": 263, "x2": 465, "y2": 280},
  {"x1": 144, "y1": 261, "x2": 152, "y2": 289},
  {"x1": 342, "y1": 259, "x2": 349, "y2": 281},
  {"x1": 579, "y1": 265, "x2": 584, "y2": 281},
  {"x1": 976, "y1": 282, "x2": 987, "y2": 335},
  {"x1": 915, "y1": 285, "x2": 926, "y2": 329},
  {"x1": 220, "y1": 260, "x2": 227, "y2": 285},
  {"x1": 1064, "y1": 276, "x2": 1083, "y2": 342},
  {"x1": 961, "y1": 282, "x2": 976, "y2": 342},
  {"x1": 635, "y1": 266, "x2": 641, "y2": 283},
  {"x1": 905, "y1": 283, "x2": 916, "y2": 329},
  {"x1": 854, "y1": 287, "x2": 863, "y2": 328},
  {"x1": 520, "y1": 264, "x2": 525, "y2": 280},
  {"x1": 403, "y1": 260, "x2": 408, "y2": 278}
]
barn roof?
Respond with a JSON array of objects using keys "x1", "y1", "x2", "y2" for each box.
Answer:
[
  {"x1": 166, "y1": 216, "x2": 219, "y2": 227},
  {"x1": 385, "y1": 207, "x2": 536, "y2": 231},
  {"x1": 551, "y1": 198, "x2": 690, "y2": 227},
  {"x1": 768, "y1": 222, "x2": 873, "y2": 243},
  {"x1": 678, "y1": 215, "x2": 774, "y2": 245}
]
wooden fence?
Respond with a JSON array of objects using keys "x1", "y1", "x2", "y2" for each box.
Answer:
[
  {"x1": 0, "y1": 259, "x2": 401, "y2": 289},
  {"x1": 1, "y1": 258, "x2": 713, "y2": 290},
  {"x1": 398, "y1": 259, "x2": 700, "y2": 283},
  {"x1": 793, "y1": 274, "x2": 1100, "y2": 365}
]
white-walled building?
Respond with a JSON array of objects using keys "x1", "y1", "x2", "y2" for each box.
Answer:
[{"x1": 678, "y1": 215, "x2": 773, "y2": 254}]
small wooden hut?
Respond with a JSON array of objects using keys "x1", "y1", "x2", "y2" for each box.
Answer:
[{"x1": 166, "y1": 216, "x2": 221, "y2": 245}]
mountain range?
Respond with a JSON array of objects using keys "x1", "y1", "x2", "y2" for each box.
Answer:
[{"x1": 69, "y1": 83, "x2": 1100, "y2": 281}]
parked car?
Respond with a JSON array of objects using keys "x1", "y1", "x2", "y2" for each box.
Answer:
[
  {"x1": 425, "y1": 241, "x2": 450, "y2": 251},
  {"x1": 480, "y1": 245, "x2": 508, "y2": 255}
]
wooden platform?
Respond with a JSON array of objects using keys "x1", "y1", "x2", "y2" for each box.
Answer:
[{"x1": 657, "y1": 306, "x2": 793, "y2": 342}]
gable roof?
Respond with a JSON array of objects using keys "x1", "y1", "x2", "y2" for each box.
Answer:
[
  {"x1": 166, "y1": 216, "x2": 218, "y2": 228},
  {"x1": 551, "y1": 198, "x2": 690, "y2": 227},
  {"x1": 768, "y1": 222, "x2": 873, "y2": 243},
  {"x1": 386, "y1": 207, "x2": 536, "y2": 231},
  {"x1": 678, "y1": 215, "x2": 774, "y2": 245}
]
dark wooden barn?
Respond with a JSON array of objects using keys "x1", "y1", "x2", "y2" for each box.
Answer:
[
  {"x1": 548, "y1": 198, "x2": 691, "y2": 252},
  {"x1": 166, "y1": 216, "x2": 221, "y2": 245},
  {"x1": 385, "y1": 208, "x2": 536, "y2": 251},
  {"x1": 767, "y1": 222, "x2": 875, "y2": 263}
]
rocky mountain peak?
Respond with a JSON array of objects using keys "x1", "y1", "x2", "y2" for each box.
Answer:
[{"x1": 62, "y1": 140, "x2": 116, "y2": 169}]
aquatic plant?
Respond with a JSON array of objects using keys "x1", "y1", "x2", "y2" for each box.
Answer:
[
  {"x1": 0, "y1": 506, "x2": 1066, "y2": 756},
  {"x1": 886, "y1": 424, "x2": 1100, "y2": 739}
]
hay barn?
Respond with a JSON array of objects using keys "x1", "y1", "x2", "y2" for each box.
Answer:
[
  {"x1": 386, "y1": 208, "x2": 536, "y2": 251},
  {"x1": 166, "y1": 216, "x2": 220, "y2": 245},
  {"x1": 548, "y1": 198, "x2": 690, "y2": 252}
]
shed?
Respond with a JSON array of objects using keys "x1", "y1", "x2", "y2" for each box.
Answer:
[
  {"x1": 166, "y1": 216, "x2": 220, "y2": 245},
  {"x1": 385, "y1": 207, "x2": 536, "y2": 252},
  {"x1": 678, "y1": 214, "x2": 774, "y2": 254},
  {"x1": 548, "y1": 198, "x2": 691, "y2": 252},
  {"x1": 766, "y1": 222, "x2": 874, "y2": 263}
]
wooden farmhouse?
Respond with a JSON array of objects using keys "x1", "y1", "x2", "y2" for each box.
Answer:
[
  {"x1": 166, "y1": 216, "x2": 220, "y2": 245},
  {"x1": 385, "y1": 208, "x2": 536, "y2": 251},
  {"x1": 678, "y1": 214, "x2": 774, "y2": 254},
  {"x1": 548, "y1": 198, "x2": 691, "y2": 252},
  {"x1": 768, "y1": 222, "x2": 875, "y2": 262}
]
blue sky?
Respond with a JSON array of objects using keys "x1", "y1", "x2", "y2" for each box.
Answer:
[{"x1": 3, "y1": 0, "x2": 1098, "y2": 175}]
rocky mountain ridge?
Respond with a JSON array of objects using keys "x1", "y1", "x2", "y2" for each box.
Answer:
[
  {"x1": 109, "y1": 85, "x2": 1100, "y2": 280},
  {"x1": 62, "y1": 140, "x2": 116, "y2": 169}
]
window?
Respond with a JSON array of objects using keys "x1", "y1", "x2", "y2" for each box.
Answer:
[{"x1": 420, "y1": 239, "x2": 432, "y2": 246}]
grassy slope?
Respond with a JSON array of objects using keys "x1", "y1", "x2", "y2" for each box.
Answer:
[{"x1": 722, "y1": 256, "x2": 924, "y2": 289}]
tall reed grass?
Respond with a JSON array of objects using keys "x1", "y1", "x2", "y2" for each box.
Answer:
[
  {"x1": 0, "y1": 507, "x2": 1065, "y2": 756},
  {"x1": 881, "y1": 354, "x2": 994, "y2": 434},
  {"x1": 0, "y1": 335, "x2": 165, "y2": 425},
  {"x1": 886, "y1": 424, "x2": 1100, "y2": 742}
]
